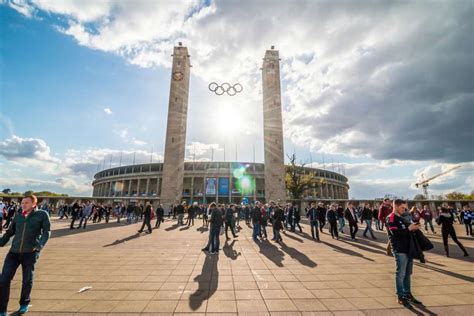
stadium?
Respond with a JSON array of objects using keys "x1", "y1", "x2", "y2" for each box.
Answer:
[{"x1": 91, "y1": 161, "x2": 349, "y2": 204}]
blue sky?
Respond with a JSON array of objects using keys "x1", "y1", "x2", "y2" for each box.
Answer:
[{"x1": 0, "y1": 1, "x2": 472, "y2": 198}]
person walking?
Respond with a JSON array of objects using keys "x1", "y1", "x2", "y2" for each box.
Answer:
[
  {"x1": 462, "y1": 205, "x2": 472, "y2": 236},
  {"x1": 224, "y1": 205, "x2": 238, "y2": 239},
  {"x1": 287, "y1": 203, "x2": 295, "y2": 232},
  {"x1": 317, "y1": 202, "x2": 327, "y2": 233},
  {"x1": 373, "y1": 204, "x2": 381, "y2": 230},
  {"x1": 379, "y1": 198, "x2": 393, "y2": 255},
  {"x1": 361, "y1": 203, "x2": 376, "y2": 239},
  {"x1": 306, "y1": 202, "x2": 319, "y2": 240},
  {"x1": 327, "y1": 203, "x2": 339, "y2": 239},
  {"x1": 436, "y1": 207, "x2": 469, "y2": 257},
  {"x1": 126, "y1": 204, "x2": 134, "y2": 225},
  {"x1": 0, "y1": 195, "x2": 51, "y2": 315},
  {"x1": 271, "y1": 201, "x2": 284, "y2": 243},
  {"x1": 386, "y1": 199, "x2": 423, "y2": 308},
  {"x1": 337, "y1": 204, "x2": 345, "y2": 233},
  {"x1": 344, "y1": 202, "x2": 358, "y2": 240},
  {"x1": 155, "y1": 204, "x2": 164, "y2": 228},
  {"x1": 138, "y1": 202, "x2": 153, "y2": 234},
  {"x1": 252, "y1": 202, "x2": 263, "y2": 242},
  {"x1": 208, "y1": 203, "x2": 222, "y2": 255},
  {"x1": 187, "y1": 202, "x2": 198, "y2": 226},
  {"x1": 176, "y1": 202, "x2": 186, "y2": 225},
  {"x1": 293, "y1": 205, "x2": 303, "y2": 233},
  {"x1": 69, "y1": 201, "x2": 79, "y2": 229},
  {"x1": 421, "y1": 205, "x2": 436, "y2": 234},
  {"x1": 78, "y1": 201, "x2": 92, "y2": 229}
]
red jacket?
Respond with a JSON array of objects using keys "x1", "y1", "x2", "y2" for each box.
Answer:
[{"x1": 378, "y1": 204, "x2": 392, "y2": 221}]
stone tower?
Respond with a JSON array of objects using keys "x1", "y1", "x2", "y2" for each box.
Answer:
[
  {"x1": 262, "y1": 47, "x2": 287, "y2": 202},
  {"x1": 161, "y1": 43, "x2": 190, "y2": 207}
]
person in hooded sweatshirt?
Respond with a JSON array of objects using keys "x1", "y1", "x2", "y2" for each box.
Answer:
[{"x1": 436, "y1": 207, "x2": 469, "y2": 257}]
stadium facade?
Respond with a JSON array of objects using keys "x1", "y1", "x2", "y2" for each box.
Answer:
[{"x1": 91, "y1": 161, "x2": 349, "y2": 204}]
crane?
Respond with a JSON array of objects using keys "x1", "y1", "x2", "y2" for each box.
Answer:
[{"x1": 415, "y1": 165, "x2": 462, "y2": 199}]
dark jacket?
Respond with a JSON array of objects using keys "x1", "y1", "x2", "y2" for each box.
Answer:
[
  {"x1": 306, "y1": 207, "x2": 318, "y2": 222},
  {"x1": 210, "y1": 207, "x2": 223, "y2": 227},
  {"x1": 143, "y1": 205, "x2": 152, "y2": 219},
  {"x1": 386, "y1": 213, "x2": 410, "y2": 253},
  {"x1": 156, "y1": 207, "x2": 164, "y2": 218},
  {"x1": 272, "y1": 207, "x2": 284, "y2": 230},
  {"x1": 344, "y1": 208, "x2": 358, "y2": 225},
  {"x1": 327, "y1": 209, "x2": 337, "y2": 222},
  {"x1": 317, "y1": 207, "x2": 327, "y2": 221},
  {"x1": 251, "y1": 206, "x2": 262, "y2": 224},
  {"x1": 0, "y1": 209, "x2": 51, "y2": 253},
  {"x1": 361, "y1": 207, "x2": 372, "y2": 221}
]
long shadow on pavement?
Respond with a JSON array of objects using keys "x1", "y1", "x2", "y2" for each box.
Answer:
[
  {"x1": 319, "y1": 240, "x2": 375, "y2": 262},
  {"x1": 414, "y1": 262, "x2": 474, "y2": 283},
  {"x1": 256, "y1": 240, "x2": 285, "y2": 267},
  {"x1": 223, "y1": 239, "x2": 241, "y2": 260},
  {"x1": 51, "y1": 221, "x2": 122, "y2": 238},
  {"x1": 280, "y1": 241, "x2": 317, "y2": 267},
  {"x1": 189, "y1": 253, "x2": 218, "y2": 311},
  {"x1": 103, "y1": 233, "x2": 144, "y2": 247}
]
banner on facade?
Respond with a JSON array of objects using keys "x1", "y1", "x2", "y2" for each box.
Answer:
[
  {"x1": 218, "y1": 178, "x2": 229, "y2": 195},
  {"x1": 205, "y1": 177, "x2": 217, "y2": 195}
]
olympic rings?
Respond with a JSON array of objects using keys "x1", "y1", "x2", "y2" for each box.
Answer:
[{"x1": 208, "y1": 82, "x2": 243, "y2": 96}]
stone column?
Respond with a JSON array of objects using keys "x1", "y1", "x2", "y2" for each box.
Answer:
[
  {"x1": 161, "y1": 43, "x2": 191, "y2": 206},
  {"x1": 262, "y1": 47, "x2": 287, "y2": 203},
  {"x1": 145, "y1": 178, "x2": 150, "y2": 197},
  {"x1": 128, "y1": 180, "x2": 132, "y2": 197}
]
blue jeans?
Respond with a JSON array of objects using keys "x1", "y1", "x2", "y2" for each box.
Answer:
[
  {"x1": 252, "y1": 223, "x2": 261, "y2": 240},
  {"x1": 363, "y1": 220, "x2": 375, "y2": 238},
  {"x1": 338, "y1": 217, "x2": 345, "y2": 232},
  {"x1": 375, "y1": 219, "x2": 381, "y2": 230},
  {"x1": 393, "y1": 252, "x2": 413, "y2": 298},
  {"x1": 310, "y1": 221, "x2": 319, "y2": 239},
  {"x1": 272, "y1": 227, "x2": 282, "y2": 241},
  {"x1": 0, "y1": 251, "x2": 39, "y2": 312},
  {"x1": 209, "y1": 225, "x2": 220, "y2": 253}
]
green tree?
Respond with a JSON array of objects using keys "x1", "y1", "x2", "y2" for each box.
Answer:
[
  {"x1": 445, "y1": 192, "x2": 466, "y2": 200},
  {"x1": 285, "y1": 153, "x2": 316, "y2": 200}
]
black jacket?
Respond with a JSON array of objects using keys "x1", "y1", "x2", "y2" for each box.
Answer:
[
  {"x1": 327, "y1": 209, "x2": 337, "y2": 222},
  {"x1": 344, "y1": 208, "x2": 358, "y2": 225}
]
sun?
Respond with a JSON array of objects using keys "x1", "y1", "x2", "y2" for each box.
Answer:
[{"x1": 216, "y1": 103, "x2": 243, "y2": 136}]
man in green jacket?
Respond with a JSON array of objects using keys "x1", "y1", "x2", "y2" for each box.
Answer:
[{"x1": 0, "y1": 195, "x2": 51, "y2": 315}]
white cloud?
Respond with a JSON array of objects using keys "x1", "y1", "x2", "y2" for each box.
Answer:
[
  {"x1": 103, "y1": 107, "x2": 112, "y2": 114},
  {"x1": 186, "y1": 141, "x2": 221, "y2": 160},
  {"x1": 8, "y1": 0, "x2": 35, "y2": 18}
]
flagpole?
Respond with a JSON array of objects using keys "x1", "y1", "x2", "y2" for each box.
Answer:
[{"x1": 119, "y1": 151, "x2": 123, "y2": 167}]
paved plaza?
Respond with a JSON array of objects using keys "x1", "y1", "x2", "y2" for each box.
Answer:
[{"x1": 1, "y1": 217, "x2": 473, "y2": 315}]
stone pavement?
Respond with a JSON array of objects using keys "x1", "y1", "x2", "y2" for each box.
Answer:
[{"x1": 1, "y1": 217, "x2": 473, "y2": 315}]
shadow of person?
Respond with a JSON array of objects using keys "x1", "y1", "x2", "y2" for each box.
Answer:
[
  {"x1": 165, "y1": 222, "x2": 181, "y2": 231},
  {"x1": 280, "y1": 242, "x2": 317, "y2": 267},
  {"x1": 51, "y1": 221, "x2": 121, "y2": 238},
  {"x1": 223, "y1": 240, "x2": 241, "y2": 260},
  {"x1": 179, "y1": 225, "x2": 191, "y2": 231},
  {"x1": 197, "y1": 226, "x2": 209, "y2": 234},
  {"x1": 103, "y1": 233, "x2": 142, "y2": 247},
  {"x1": 320, "y1": 240, "x2": 375, "y2": 262},
  {"x1": 282, "y1": 231, "x2": 304, "y2": 243},
  {"x1": 189, "y1": 254, "x2": 219, "y2": 311},
  {"x1": 256, "y1": 240, "x2": 285, "y2": 267}
]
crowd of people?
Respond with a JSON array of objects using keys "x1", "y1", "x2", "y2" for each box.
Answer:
[{"x1": 0, "y1": 196, "x2": 472, "y2": 314}]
